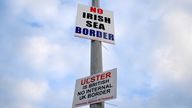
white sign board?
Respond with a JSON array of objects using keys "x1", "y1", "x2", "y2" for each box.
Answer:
[
  {"x1": 72, "y1": 68, "x2": 117, "y2": 108},
  {"x1": 75, "y1": 4, "x2": 115, "y2": 44}
]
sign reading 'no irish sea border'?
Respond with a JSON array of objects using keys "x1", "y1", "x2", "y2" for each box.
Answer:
[
  {"x1": 75, "y1": 4, "x2": 115, "y2": 44},
  {"x1": 72, "y1": 68, "x2": 117, "y2": 108}
]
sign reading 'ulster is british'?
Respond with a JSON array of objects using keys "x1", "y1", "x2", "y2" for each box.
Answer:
[
  {"x1": 75, "y1": 4, "x2": 115, "y2": 44},
  {"x1": 72, "y1": 68, "x2": 117, "y2": 107}
]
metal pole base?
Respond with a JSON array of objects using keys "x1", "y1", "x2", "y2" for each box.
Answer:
[{"x1": 90, "y1": 102, "x2": 104, "y2": 108}]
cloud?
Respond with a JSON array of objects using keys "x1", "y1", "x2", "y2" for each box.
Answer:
[
  {"x1": 152, "y1": 5, "x2": 192, "y2": 84},
  {"x1": 22, "y1": 36, "x2": 61, "y2": 70},
  {"x1": 17, "y1": 79, "x2": 49, "y2": 102},
  {"x1": 20, "y1": 36, "x2": 90, "y2": 79},
  {"x1": 10, "y1": 0, "x2": 59, "y2": 21},
  {"x1": 103, "y1": 1, "x2": 192, "y2": 108},
  {"x1": 148, "y1": 2, "x2": 192, "y2": 108},
  {"x1": 44, "y1": 86, "x2": 75, "y2": 108},
  {"x1": 0, "y1": 77, "x2": 49, "y2": 108}
]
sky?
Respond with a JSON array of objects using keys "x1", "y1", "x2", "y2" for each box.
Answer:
[{"x1": 0, "y1": 0, "x2": 192, "y2": 108}]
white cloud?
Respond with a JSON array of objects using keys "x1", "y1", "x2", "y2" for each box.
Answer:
[
  {"x1": 22, "y1": 36, "x2": 61, "y2": 69},
  {"x1": 0, "y1": 77, "x2": 49, "y2": 108},
  {"x1": 21, "y1": 36, "x2": 90, "y2": 78},
  {"x1": 11, "y1": 0, "x2": 59, "y2": 21},
  {"x1": 149, "y1": 3, "x2": 192, "y2": 108},
  {"x1": 103, "y1": 45, "x2": 119, "y2": 71},
  {"x1": 17, "y1": 103, "x2": 33, "y2": 108},
  {"x1": 16, "y1": 79, "x2": 49, "y2": 102},
  {"x1": 163, "y1": 9, "x2": 192, "y2": 54},
  {"x1": 21, "y1": 36, "x2": 72, "y2": 79},
  {"x1": 152, "y1": 8, "x2": 192, "y2": 84}
]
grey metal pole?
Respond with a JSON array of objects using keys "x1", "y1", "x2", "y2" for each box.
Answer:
[{"x1": 90, "y1": 0, "x2": 104, "y2": 108}]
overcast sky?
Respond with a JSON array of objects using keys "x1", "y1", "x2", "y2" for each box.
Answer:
[{"x1": 0, "y1": 0, "x2": 192, "y2": 108}]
